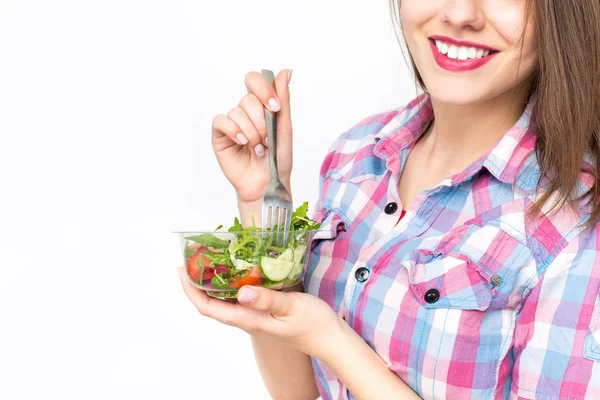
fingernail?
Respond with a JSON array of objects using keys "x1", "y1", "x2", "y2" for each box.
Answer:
[
  {"x1": 238, "y1": 287, "x2": 257, "y2": 304},
  {"x1": 268, "y1": 98, "x2": 281, "y2": 112},
  {"x1": 236, "y1": 133, "x2": 248, "y2": 145},
  {"x1": 254, "y1": 144, "x2": 265, "y2": 157},
  {"x1": 288, "y1": 69, "x2": 293, "y2": 85},
  {"x1": 255, "y1": 144, "x2": 265, "y2": 157}
]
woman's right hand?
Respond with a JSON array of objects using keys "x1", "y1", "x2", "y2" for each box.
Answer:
[{"x1": 211, "y1": 69, "x2": 293, "y2": 205}]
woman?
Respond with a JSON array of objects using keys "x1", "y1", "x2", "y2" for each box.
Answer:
[{"x1": 179, "y1": 0, "x2": 600, "y2": 398}]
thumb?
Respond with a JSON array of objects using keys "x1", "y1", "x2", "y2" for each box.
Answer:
[{"x1": 237, "y1": 285, "x2": 294, "y2": 317}]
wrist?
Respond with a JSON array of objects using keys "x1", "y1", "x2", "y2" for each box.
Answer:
[
  {"x1": 237, "y1": 197, "x2": 262, "y2": 210},
  {"x1": 236, "y1": 182, "x2": 291, "y2": 228},
  {"x1": 236, "y1": 198, "x2": 262, "y2": 228},
  {"x1": 312, "y1": 314, "x2": 348, "y2": 361}
]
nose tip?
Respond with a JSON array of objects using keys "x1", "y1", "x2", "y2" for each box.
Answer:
[{"x1": 441, "y1": 1, "x2": 485, "y2": 30}]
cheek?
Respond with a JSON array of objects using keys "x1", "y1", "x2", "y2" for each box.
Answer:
[
  {"x1": 488, "y1": 2, "x2": 537, "y2": 71},
  {"x1": 400, "y1": 0, "x2": 440, "y2": 57},
  {"x1": 400, "y1": 0, "x2": 439, "y2": 32},
  {"x1": 488, "y1": 1, "x2": 534, "y2": 51}
]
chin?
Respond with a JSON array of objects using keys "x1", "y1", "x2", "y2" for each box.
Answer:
[{"x1": 423, "y1": 79, "x2": 499, "y2": 107}]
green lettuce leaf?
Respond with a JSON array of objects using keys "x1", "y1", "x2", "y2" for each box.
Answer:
[{"x1": 184, "y1": 234, "x2": 229, "y2": 249}]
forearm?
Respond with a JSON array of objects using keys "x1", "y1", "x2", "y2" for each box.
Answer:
[
  {"x1": 320, "y1": 320, "x2": 421, "y2": 400},
  {"x1": 251, "y1": 335, "x2": 320, "y2": 400},
  {"x1": 249, "y1": 278, "x2": 320, "y2": 400}
]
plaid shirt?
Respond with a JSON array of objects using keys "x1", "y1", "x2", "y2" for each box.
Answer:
[{"x1": 304, "y1": 93, "x2": 600, "y2": 399}]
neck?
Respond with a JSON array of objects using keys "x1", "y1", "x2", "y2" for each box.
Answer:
[{"x1": 422, "y1": 85, "x2": 531, "y2": 169}]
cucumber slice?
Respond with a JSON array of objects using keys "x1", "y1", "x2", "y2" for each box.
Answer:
[
  {"x1": 287, "y1": 244, "x2": 307, "y2": 280},
  {"x1": 292, "y1": 244, "x2": 306, "y2": 263},
  {"x1": 287, "y1": 262, "x2": 304, "y2": 281},
  {"x1": 260, "y1": 256, "x2": 294, "y2": 282},
  {"x1": 278, "y1": 248, "x2": 294, "y2": 262}
]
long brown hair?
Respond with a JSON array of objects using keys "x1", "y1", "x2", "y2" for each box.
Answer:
[{"x1": 389, "y1": 0, "x2": 600, "y2": 227}]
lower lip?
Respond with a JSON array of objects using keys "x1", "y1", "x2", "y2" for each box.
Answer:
[{"x1": 429, "y1": 39, "x2": 497, "y2": 72}]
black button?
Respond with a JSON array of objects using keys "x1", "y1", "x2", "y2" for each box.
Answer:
[
  {"x1": 424, "y1": 289, "x2": 440, "y2": 304},
  {"x1": 355, "y1": 267, "x2": 370, "y2": 282},
  {"x1": 384, "y1": 202, "x2": 398, "y2": 215}
]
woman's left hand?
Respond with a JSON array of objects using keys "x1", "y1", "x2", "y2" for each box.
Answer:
[{"x1": 177, "y1": 267, "x2": 343, "y2": 359}]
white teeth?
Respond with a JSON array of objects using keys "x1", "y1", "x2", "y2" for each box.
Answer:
[
  {"x1": 433, "y1": 39, "x2": 493, "y2": 60},
  {"x1": 447, "y1": 45, "x2": 458, "y2": 59},
  {"x1": 440, "y1": 42, "x2": 448, "y2": 54}
]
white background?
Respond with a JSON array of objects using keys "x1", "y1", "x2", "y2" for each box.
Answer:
[{"x1": 0, "y1": 1, "x2": 416, "y2": 398}]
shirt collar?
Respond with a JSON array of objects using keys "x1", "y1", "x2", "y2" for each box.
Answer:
[{"x1": 373, "y1": 93, "x2": 540, "y2": 195}]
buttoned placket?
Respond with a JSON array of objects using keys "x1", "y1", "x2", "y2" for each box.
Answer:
[
  {"x1": 338, "y1": 126, "x2": 478, "y2": 322},
  {"x1": 339, "y1": 180, "x2": 457, "y2": 323}
]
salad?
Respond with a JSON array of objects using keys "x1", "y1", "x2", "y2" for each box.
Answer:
[{"x1": 183, "y1": 202, "x2": 320, "y2": 295}]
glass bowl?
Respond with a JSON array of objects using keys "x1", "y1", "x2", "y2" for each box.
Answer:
[{"x1": 177, "y1": 230, "x2": 317, "y2": 299}]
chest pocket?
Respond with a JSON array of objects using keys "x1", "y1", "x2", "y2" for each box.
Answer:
[
  {"x1": 584, "y1": 293, "x2": 600, "y2": 362},
  {"x1": 383, "y1": 223, "x2": 535, "y2": 399},
  {"x1": 402, "y1": 248, "x2": 493, "y2": 311},
  {"x1": 400, "y1": 222, "x2": 534, "y2": 311}
]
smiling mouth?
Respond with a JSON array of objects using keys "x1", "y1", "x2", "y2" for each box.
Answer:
[{"x1": 429, "y1": 38, "x2": 499, "y2": 60}]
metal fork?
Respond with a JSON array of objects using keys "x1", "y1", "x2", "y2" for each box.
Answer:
[{"x1": 261, "y1": 69, "x2": 293, "y2": 247}]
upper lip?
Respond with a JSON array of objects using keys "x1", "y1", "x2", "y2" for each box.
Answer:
[{"x1": 429, "y1": 35, "x2": 498, "y2": 52}]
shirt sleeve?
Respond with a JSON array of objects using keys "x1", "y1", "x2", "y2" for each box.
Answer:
[
  {"x1": 312, "y1": 136, "x2": 340, "y2": 221},
  {"x1": 510, "y1": 224, "x2": 600, "y2": 399},
  {"x1": 311, "y1": 129, "x2": 351, "y2": 221},
  {"x1": 311, "y1": 107, "x2": 410, "y2": 221}
]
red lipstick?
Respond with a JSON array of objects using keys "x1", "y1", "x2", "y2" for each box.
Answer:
[{"x1": 429, "y1": 36, "x2": 498, "y2": 72}]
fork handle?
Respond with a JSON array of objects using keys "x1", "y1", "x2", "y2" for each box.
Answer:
[{"x1": 261, "y1": 69, "x2": 279, "y2": 183}]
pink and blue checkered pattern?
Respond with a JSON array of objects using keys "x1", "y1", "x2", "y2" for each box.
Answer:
[{"x1": 304, "y1": 93, "x2": 600, "y2": 399}]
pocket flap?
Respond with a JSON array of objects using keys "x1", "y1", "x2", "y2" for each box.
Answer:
[
  {"x1": 311, "y1": 209, "x2": 348, "y2": 242},
  {"x1": 402, "y1": 249, "x2": 493, "y2": 311}
]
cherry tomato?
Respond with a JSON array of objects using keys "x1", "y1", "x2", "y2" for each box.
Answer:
[
  {"x1": 186, "y1": 246, "x2": 211, "y2": 283},
  {"x1": 202, "y1": 265, "x2": 230, "y2": 281},
  {"x1": 228, "y1": 266, "x2": 262, "y2": 288}
]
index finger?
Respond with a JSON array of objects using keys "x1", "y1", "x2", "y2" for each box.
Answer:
[{"x1": 244, "y1": 71, "x2": 281, "y2": 113}]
